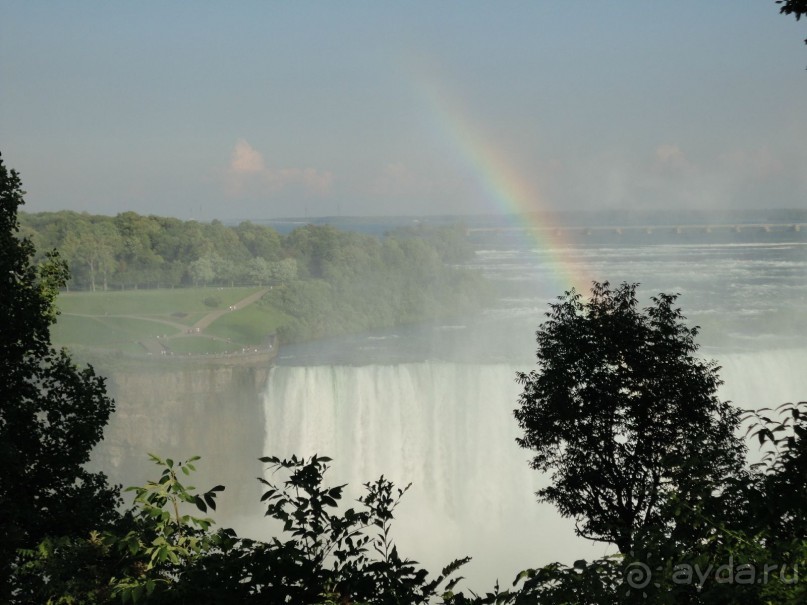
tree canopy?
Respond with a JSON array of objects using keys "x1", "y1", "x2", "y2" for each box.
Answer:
[
  {"x1": 0, "y1": 153, "x2": 120, "y2": 597},
  {"x1": 514, "y1": 281, "x2": 745, "y2": 555},
  {"x1": 20, "y1": 210, "x2": 489, "y2": 345},
  {"x1": 777, "y1": 0, "x2": 807, "y2": 23},
  {"x1": 776, "y1": 0, "x2": 807, "y2": 46}
]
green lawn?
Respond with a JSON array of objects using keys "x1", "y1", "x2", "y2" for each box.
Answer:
[
  {"x1": 52, "y1": 315, "x2": 174, "y2": 346},
  {"x1": 172, "y1": 311, "x2": 209, "y2": 326},
  {"x1": 51, "y1": 287, "x2": 275, "y2": 355},
  {"x1": 205, "y1": 303, "x2": 290, "y2": 345},
  {"x1": 56, "y1": 287, "x2": 262, "y2": 320}
]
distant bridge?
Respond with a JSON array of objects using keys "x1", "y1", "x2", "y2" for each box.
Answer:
[{"x1": 467, "y1": 223, "x2": 805, "y2": 236}]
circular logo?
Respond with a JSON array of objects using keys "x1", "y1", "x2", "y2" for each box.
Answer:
[
  {"x1": 624, "y1": 552, "x2": 662, "y2": 598},
  {"x1": 626, "y1": 561, "x2": 652, "y2": 590}
]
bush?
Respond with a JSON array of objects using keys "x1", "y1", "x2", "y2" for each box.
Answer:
[{"x1": 203, "y1": 295, "x2": 220, "y2": 308}]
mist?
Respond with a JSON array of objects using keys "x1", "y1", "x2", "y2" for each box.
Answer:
[
  {"x1": 4, "y1": 1, "x2": 807, "y2": 599},
  {"x1": 53, "y1": 213, "x2": 804, "y2": 592}
]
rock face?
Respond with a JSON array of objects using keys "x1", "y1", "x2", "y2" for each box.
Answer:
[{"x1": 92, "y1": 358, "x2": 272, "y2": 520}]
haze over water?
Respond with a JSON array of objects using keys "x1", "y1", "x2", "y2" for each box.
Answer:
[
  {"x1": 259, "y1": 218, "x2": 807, "y2": 590},
  {"x1": 4, "y1": 0, "x2": 806, "y2": 595}
]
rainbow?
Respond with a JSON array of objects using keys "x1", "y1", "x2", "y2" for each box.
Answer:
[{"x1": 412, "y1": 67, "x2": 593, "y2": 294}]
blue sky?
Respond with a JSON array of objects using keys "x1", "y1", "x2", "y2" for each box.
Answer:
[{"x1": 2, "y1": 1, "x2": 805, "y2": 220}]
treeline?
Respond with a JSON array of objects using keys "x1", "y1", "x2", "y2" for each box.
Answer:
[
  {"x1": 4, "y1": 156, "x2": 807, "y2": 604},
  {"x1": 20, "y1": 211, "x2": 287, "y2": 290},
  {"x1": 19, "y1": 211, "x2": 490, "y2": 342},
  {"x1": 267, "y1": 223, "x2": 490, "y2": 342}
]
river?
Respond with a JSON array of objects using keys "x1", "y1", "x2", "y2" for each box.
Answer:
[{"x1": 256, "y1": 224, "x2": 807, "y2": 590}]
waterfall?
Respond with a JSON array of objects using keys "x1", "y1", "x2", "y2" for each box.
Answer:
[
  {"x1": 715, "y1": 348, "x2": 807, "y2": 411},
  {"x1": 260, "y1": 349, "x2": 807, "y2": 590},
  {"x1": 262, "y1": 362, "x2": 603, "y2": 589}
]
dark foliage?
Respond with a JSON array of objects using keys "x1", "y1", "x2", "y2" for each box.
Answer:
[
  {"x1": 514, "y1": 282, "x2": 745, "y2": 555},
  {"x1": 237, "y1": 454, "x2": 468, "y2": 604},
  {"x1": 742, "y1": 402, "x2": 807, "y2": 545},
  {"x1": 776, "y1": 0, "x2": 807, "y2": 46},
  {"x1": 0, "y1": 153, "x2": 120, "y2": 598},
  {"x1": 15, "y1": 454, "x2": 469, "y2": 604},
  {"x1": 777, "y1": 0, "x2": 807, "y2": 21}
]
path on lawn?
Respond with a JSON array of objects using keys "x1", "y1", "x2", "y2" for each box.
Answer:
[
  {"x1": 62, "y1": 287, "x2": 270, "y2": 337},
  {"x1": 190, "y1": 287, "x2": 270, "y2": 331},
  {"x1": 131, "y1": 287, "x2": 269, "y2": 356}
]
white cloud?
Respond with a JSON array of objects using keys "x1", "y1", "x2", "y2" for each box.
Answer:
[
  {"x1": 225, "y1": 139, "x2": 333, "y2": 198},
  {"x1": 229, "y1": 139, "x2": 265, "y2": 174}
]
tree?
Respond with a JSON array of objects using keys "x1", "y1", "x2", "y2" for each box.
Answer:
[
  {"x1": 776, "y1": 0, "x2": 807, "y2": 46},
  {"x1": 777, "y1": 0, "x2": 807, "y2": 19},
  {"x1": 269, "y1": 257, "x2": 298, "y2": 285},
  {"x1": 62, "y1": 218, "x2": 119, "y2": 291},
  {"x1": 210, "y1": 254, "x2": 239, "y2": 286},
  {"x1": 742, "y1": 401, "x2": 807, "y2": 545},
  {"x1": 246, "y1": 256, "x2": 272, "y2": 286},
  {"x1": 188, "y1": 255, "x2": 215, "y2": 286},
  {"x1": 777, "y1": 0, "x2": 807, "y2": 22},
  {"x1": 514, "y1": 281, "x2": 744, "y2": 555},
  {"x1": 0, "y1": 152, "x2": 119, "y2": 597},
  {"x1": 236, "y1": 220, "x2": 282, "y2": 261}
]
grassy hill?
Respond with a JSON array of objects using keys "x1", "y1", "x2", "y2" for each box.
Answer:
[{"x1": 52, "y1": 287, "x2": 290, "y2": 357}]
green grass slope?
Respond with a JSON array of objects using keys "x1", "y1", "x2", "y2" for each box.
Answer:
[{"x1": 52, "y1": 287, "x2": 282, "y2": 356}]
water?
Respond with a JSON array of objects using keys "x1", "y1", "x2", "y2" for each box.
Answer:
[
  {"x1": 263, "y1": 363, "x2": 585, "y2": 588},
  {"x1": 259, "y1": 231, "x2": 807, "y2": 591}
]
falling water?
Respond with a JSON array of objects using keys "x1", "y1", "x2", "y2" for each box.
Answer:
[
  {"x1": 259, "y1": 350, "x2": 805, "y2": 590},
  {"x1": 259, "y1": 235, "x2": 806, "y2": 590}
]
